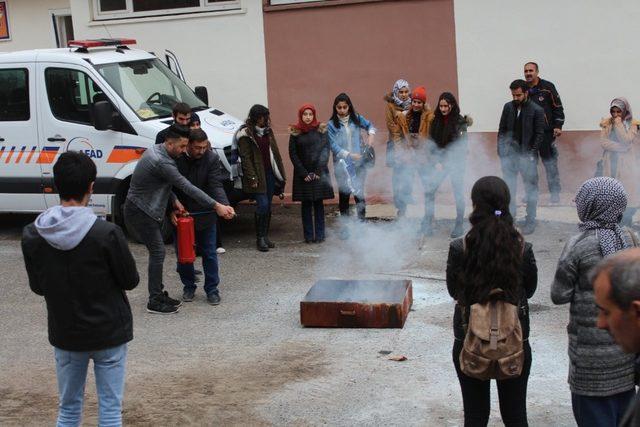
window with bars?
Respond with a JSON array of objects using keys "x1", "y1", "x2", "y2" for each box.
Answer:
[{"x1": 94, "y1": 0, "x2": 241, "y2": 20}]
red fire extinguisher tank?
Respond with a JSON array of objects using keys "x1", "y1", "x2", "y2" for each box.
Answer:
[{"x1": 176, "y1": 216, "x2": 196, "y2": 264}]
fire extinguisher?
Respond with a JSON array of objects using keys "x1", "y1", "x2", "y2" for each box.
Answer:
[{"x1": 176, "y1": 216, "x2": 196, "y2": 264}]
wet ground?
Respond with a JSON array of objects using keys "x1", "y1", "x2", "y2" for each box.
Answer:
[{"x1": 0, "y1": 200, "x2": 583, "y2": 426}]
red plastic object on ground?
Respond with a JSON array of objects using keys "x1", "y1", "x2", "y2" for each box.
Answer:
[{"x1": 176, "y1": 216, "x2": 196, "y2": 264}]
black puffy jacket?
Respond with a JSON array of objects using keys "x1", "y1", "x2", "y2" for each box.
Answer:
[{"x1": 22, "y1": 220, "x2": 139, "y2": 351}]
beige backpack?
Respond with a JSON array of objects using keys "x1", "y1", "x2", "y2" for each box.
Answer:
[{"x1": 459, "y1": 288, "x2": 525, "y2": 380}]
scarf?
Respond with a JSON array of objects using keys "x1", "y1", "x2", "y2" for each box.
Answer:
[
  {"x1": 610, "y1": 97, "x2": 633, "y2": 123},
  {"x1": 255, "y1": 126, "x2": 267, "y2": 137},
  {"x1": 576, "y1": 177, "x2": 630, "y2": 257},
  {"x1": 291, "y1": 103, "x2": 320, "y2": 133},
  {"x1": 392, "y1": 79, "x2": 411, "y2": 110}
]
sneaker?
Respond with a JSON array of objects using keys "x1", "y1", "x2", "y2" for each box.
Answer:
[
  {"x1": 162, "y1": 291, "x2": 182, "y2": 307},
  {"x1": 207, "y1": 293, "x2": 221, "y2": 305},
  {"x1": 147, "y1": 299, "x2": 179, "y2": 314},
  {"x1": 450, "y1": 223, "x2": 464, "y2": 239},
  {"x1": 182, "y1": 289, "x2": 195, "y2": 302},
  {"x1": 520, "y1": 221, "x2": 537, "y2": 235},
  {"x1": 216, "y1": 247, "x2": 226, "y2": 254}
]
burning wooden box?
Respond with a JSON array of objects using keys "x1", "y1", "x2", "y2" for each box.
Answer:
[{"x1": 300, "y1": 279, "x2": 413, "y2": 328}]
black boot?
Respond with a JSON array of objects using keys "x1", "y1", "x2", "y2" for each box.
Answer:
[
  {"x1": 450, "y1": 205, "x2": 465, "y2": 239},
  {"x1": 264, "y1": 212, "x2": 275, "y2": 248},
  {"x1": 255, "y1": 213, "x2": 269, "y2": 252}
]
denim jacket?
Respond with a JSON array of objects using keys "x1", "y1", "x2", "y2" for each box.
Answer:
[{"x1": 327, "y1": 114, "x2": 376, "y2": 160}]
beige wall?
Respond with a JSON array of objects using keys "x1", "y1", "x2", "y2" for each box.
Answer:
[
  {"x1": 0, "y1": 0, "x2": 70, "y2": 51},
  {"x1": 68, "y1": 0, "x2": 268, "y2": 120}
]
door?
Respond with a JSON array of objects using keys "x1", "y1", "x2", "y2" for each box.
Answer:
[
  {"x1": 50, "y1": 8, "x2": 74, "y2": 48},
  {"x1": 0, "y1": 64, "x2": 46, "y2": 212},
  {"x1": 37, "y1": 63, "x2": 123, "y2": 213},
  {"x1": 165, "y1": 50, "x2": 186, "y2": 83}
]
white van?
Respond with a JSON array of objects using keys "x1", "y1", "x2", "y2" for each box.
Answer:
[{"x1": 0, "y1": 38, "x2": 243, "y2": 225}]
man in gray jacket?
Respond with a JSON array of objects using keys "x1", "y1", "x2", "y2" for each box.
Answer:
[
  {"x1": 125, "y1": 124, "x2": 235, "y2": 314},
  {"x1": 593, "y1": 249, "x2": 640, "y2": 427},
  {"x1": 497, "y1": 79, "x2": 545, "y2": 234}
]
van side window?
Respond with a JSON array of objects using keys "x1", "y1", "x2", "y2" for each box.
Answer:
[
  {"x1": 0, "y1": 68, "x2": 30, "y2": 121},
  {"x1": 45, "y1": 68, "x2": 109, "y2": 125}
]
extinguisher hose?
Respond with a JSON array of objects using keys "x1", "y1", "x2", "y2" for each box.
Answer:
[{"x1": 186, "y1": 210, "x2": 217, "y2": 216}]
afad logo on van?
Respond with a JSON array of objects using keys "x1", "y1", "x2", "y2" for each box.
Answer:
[{"x1": 66, "y1": 137, "x2": 103, "y2": 159}]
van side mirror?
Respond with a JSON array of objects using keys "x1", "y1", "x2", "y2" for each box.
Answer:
[
  {"x1": 93, "y1": 101, "x2": 114, "y2": 131},
  {"x1": 194, "y1": 86, "x2": 209, "y2": 106}
]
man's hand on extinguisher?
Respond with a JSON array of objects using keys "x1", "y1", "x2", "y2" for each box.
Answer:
[
  {"x1": 174, "y1": 199, "x2": 186, "y2": 215},
  {"x1": 215, "y1": 203, "x2": 236, "y2": 220}
]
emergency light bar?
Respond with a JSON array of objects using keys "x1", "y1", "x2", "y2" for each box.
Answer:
[{"x1": 68, "y1": 38, "x2": 137, "y2": 48}]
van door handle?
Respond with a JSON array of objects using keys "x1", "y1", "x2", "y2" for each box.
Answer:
[{"x1": 47, "y1": 137, "x2": 66, "y2": 142}]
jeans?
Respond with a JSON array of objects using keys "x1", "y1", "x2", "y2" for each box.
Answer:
[
  {"x1": 392, "y1": 165, "x2": 417, "y2": 215},
  {"x1": 453, "y1": 339, "x2": 532, "y2": 427},
  {"x1": 254, "y1": 170, "x2": 275, "y2": 215},
  {"x1": 539, "y1": 131, "x2": 561, "y2": 196},
  {"x1": 176, "y1": 225, "x2": 220, "y2": 296},
  {"x1": 176, "y1": 221, "x2": 220, "y2": 295},
  {"x1": 572, "y1": 389, "x2": 636, "y2": 427},
  {"x1": 124, "y1": 201, "x2": 165, "y2": 302},
  {"x1": 54, "y1": 344, "x2": 127, "y2": 427},
  {"x1": 500, "y1": 153, "x2": 539, "y2": 222},
  {"x1": 421, "y1": 158, "x2": 466, "y2": 232},
  {"x1": 301, "y1": 200, "x2": 326, "y2": 240}
]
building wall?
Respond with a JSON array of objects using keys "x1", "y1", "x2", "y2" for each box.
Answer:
[
  {"x1": 263, "y1": 0, "x2": 458, "y2": 197},
  {"x1": 0, "y1": 0, "x2": 71, "y2": 51},
  {"x1": 69, "y1": 0, "x2": 268, "y2": 120}
]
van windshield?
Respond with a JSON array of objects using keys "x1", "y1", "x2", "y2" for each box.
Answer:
[{"x1": 95, "y1": 58, "x2": 206, "y2": 121}]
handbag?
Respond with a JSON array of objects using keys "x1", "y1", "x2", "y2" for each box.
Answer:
[{"x1": 361, "y1": 144, "x2": 376, "y2": 169}]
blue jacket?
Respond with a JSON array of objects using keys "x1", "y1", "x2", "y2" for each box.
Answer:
[{"x1": 327, "y1": 114, "x2": 376, "y2": 160}]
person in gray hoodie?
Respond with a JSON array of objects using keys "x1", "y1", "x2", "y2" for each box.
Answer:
[
  {"x1": 124, "y1": 124, "x2": 235, "y2": 314},
  {"x1": 551, "y1": 177, "x2": 638, "y2": 426},
  {"x1": 22, "y1": 151, "x2": 139, "y2": 427}
]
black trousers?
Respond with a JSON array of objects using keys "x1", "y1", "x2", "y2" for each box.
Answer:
[
  {"x1": 539, "y1": 131, "x2": 561, "y2": 196},
  {"x1": 452, "y1": 339, "x2": 532, "y2": 427}
]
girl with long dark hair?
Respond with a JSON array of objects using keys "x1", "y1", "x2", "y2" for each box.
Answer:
[
  {"x1": 423, "y1": 92, "x2": 472, "y2": 238},
  {"x1": 236, "y1": 104, "x2": 286, "y2": 252},
  {"x1": 327, "y1": 93, "x2": 376, "y2": 236},
  {"x1": 289, "y1": 104, "x2": 334, "y2": 243},
  {"x1": 446, "y1": 176, "x2": 537, "y2": 426}
]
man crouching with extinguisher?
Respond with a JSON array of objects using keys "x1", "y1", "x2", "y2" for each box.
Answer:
[
  {"x1": 125, "y1": 124, "x2": 234, "y2": 315},
  {"x1": 170, "y1": 129, "x2": 234, "y2": 306}
]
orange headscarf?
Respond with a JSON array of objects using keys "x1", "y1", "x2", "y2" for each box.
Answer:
[{"x1": 291, "y1": 104, "x2": 320, "y2": 133}]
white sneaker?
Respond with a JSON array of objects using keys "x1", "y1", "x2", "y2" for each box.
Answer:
[{"x1": 216, "y1": 247, "x2": 226, "y2": 254}]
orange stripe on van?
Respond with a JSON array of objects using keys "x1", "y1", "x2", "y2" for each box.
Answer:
[
  {"x1": 36, "y1": 147, "x2": 60, "y2": 164},
  {"x1": 25, "y1": 146, "x2": 36, "y2": 163},
  {"x1": 107, "y1": 146, "x2": 146, "y2": 163},
  {"x1": 14, "y1": 146, "x2": 26, "y2": 163},
  {"x1": 5, "y1": 147, "x2": 15, "y2": 164}
]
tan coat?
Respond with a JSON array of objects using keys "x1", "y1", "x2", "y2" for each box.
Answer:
[
  {"x1": 237, "y1": 126, "x2": 286, "y2": 194},
  {"x1": 384, "y1": 93, "x2": 405, "y2": 143},
  {"x1": 600, "y1": 117, "x2": 640, "y2": 204}
]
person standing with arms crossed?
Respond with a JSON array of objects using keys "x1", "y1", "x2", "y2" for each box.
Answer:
[{"x1": 524, "y1": 62, "x2": 565, "y2": 204}]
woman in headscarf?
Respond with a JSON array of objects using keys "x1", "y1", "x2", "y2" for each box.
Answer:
[
  {"x1": 551, "y1": 177, "x2": 638, "y2": 426},
  {"x1": 600, "y1": 97, "x2": 640, "y2": 225},
  {"x1": 384, "y1": 79, "x2": 414, "y2": 217},
  {"x1": 288, "y1": 104, "x2": 334, "y2": 243}
]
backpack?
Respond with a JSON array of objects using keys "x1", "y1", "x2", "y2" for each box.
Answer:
[{"x1": 459, "y1": 288, "x2": 524, "y2": 380}]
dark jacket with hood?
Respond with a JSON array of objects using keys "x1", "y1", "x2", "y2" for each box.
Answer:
[
  {"x1": 497, "y1": 99, "x2": 545, "y2": 157},
  {"x1": 446, "y1": 237, "x2": 538, "y2": 341},
  {"x1": 22, "y1": 206, "x2": 139, "y2": 351},
  {"x1": 175, "y1": 150, "x2": 229, "y2": 231},
  {"x1": 236, "y1": 125, "x2": 286, "y2": 194},
  {"x1": 288, "y1": 123, "x2": 334, "y2": 202}
]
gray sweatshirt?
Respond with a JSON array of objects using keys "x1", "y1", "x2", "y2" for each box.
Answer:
[
  {"x1": 126, "y1": 144, "x2": 216, "y2": 222},
  {"x1": 34, "y1": 206, "x2": 97, "y2": 250},
  {"x1": 551, "y1": 229, "x2": 636, "y2": 396}
]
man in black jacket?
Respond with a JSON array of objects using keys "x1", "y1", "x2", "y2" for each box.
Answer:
[
  {"x1": 22, "y1": 151, "x2": 139, "y2": 426},
  {"x1": 498, "y1": 79, "x2": 545, "y2": 234},
  {"x1": 172, "y1": 129, "x2": 231, "y2": 305},
  {"x1": 524, "y1": 62, "x2": 565, "y2": 204}
]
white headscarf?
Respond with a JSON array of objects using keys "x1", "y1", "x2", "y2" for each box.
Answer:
[{"x1": 392, "y1": 79, "x2": 411, "y2": 110}]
